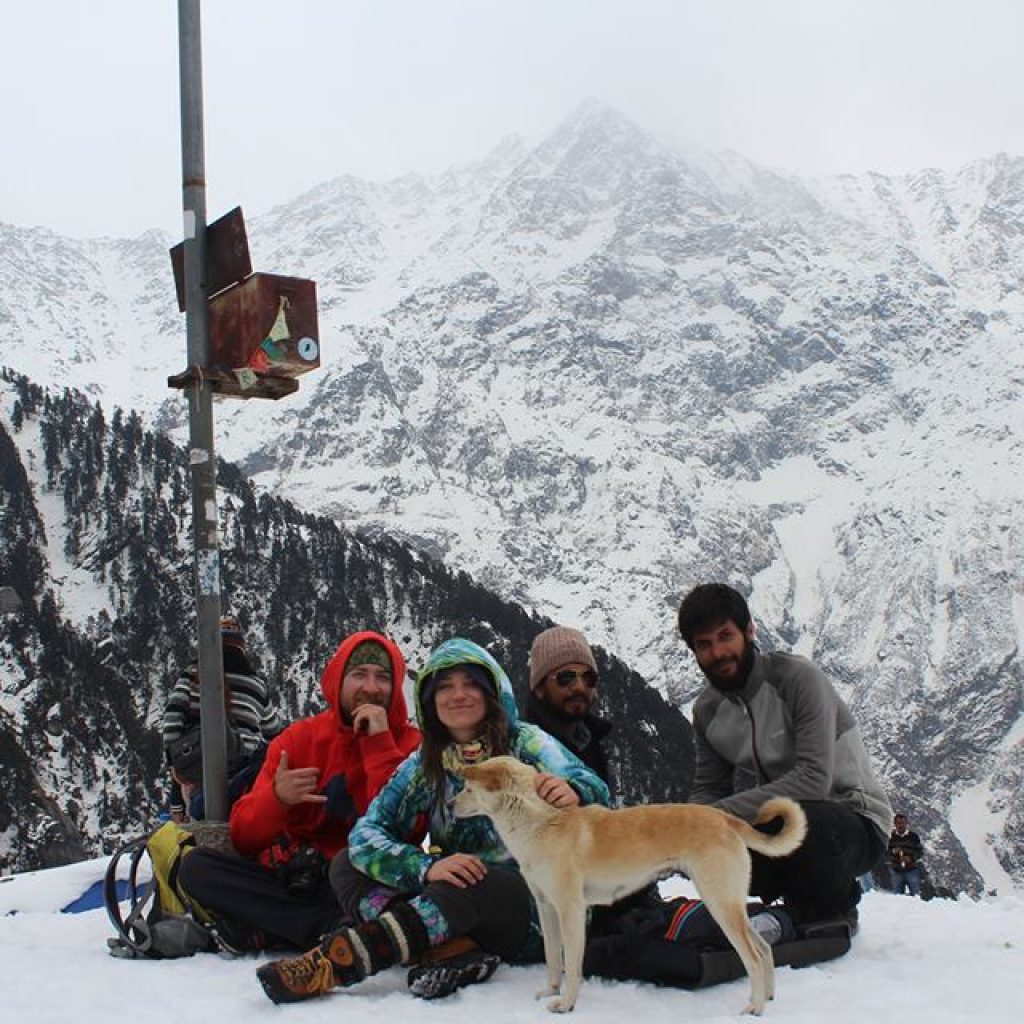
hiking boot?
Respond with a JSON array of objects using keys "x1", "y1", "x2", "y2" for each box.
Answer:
[
  {"x1": 407, "y1": 945, "x2": 501, "y2": 999},
  {"x1": 257, "y1": 903, "x2": 430, "y2": 1005},
  {"x1": 257, "y1": 929, "x2": 366, "y2": 1004}
]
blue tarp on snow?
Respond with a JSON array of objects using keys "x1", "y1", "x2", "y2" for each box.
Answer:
[{"x1": 61, "y1": 878, "x2": 128, "y2": 914}]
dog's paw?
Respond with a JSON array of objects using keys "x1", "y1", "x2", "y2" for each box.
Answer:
[
  {"x1": 536, "y1": 985, "x2": 561, "y2": 1001},
  {"x1": 741, "y1": 1001, "x2": 765, "y2": 1016},
  {"x1": 546, "y1": 996, "x2": 576, "y2": 1014}
]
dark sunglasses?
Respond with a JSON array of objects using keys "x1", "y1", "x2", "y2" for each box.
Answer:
[{"x1": 553, "y1": 669, "x2": 598, "y2": 689}]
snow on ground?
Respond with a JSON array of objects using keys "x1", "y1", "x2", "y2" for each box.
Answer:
[{"x1": 1, "y1": 858, "x2": 1021, "y2": 1024}]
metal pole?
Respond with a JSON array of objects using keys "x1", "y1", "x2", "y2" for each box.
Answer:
[{"x1": 178, "y1": 0, "x2": 228, "y2": 821}]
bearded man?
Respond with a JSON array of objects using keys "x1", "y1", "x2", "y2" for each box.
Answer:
[
  {"x1": 177, "y1": 631, "x2": 420, "y2": 951},
  {"x1": 678, "y1": 584, "x2": 892, "y2": 935}
]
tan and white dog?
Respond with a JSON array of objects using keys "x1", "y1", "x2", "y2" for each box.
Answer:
[{"x1": 453, "y1": 756, "x2": 807, "y2": 1015}]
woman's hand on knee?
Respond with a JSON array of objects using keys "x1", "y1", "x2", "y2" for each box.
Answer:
[{"x1": 426, "y1": 853, "x2": 488, "y2": 888}]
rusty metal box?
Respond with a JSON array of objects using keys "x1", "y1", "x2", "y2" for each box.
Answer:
[{"x1": 207, "y1": 272, "x2": 319, "y2": 379}]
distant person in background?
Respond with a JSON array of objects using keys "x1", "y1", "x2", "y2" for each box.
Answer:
[
  {"x1": 678, "y1": 583, "x2": 892, "y2": 935},
  {"x1": 888, "y1": 813, "x2": 924, "y2": 897},
  {"x1": 176, "y1": 631, "x2": 421, "y2": 953},
  {"x1": 524, "y1": 625, "x2": 612, "y2": 784},
  {"x1": 162, "y1": 614, "x2": 285, "y2": 821}
]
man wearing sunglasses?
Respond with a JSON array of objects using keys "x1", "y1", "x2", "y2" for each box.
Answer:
[{"x1": 525, "y1": 625, "x2": 611, "y2": 783}]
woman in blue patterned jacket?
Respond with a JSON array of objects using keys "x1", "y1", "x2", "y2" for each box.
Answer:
[{"x1": 258, "y1": 638, "x2": 609, "y2": 1004}]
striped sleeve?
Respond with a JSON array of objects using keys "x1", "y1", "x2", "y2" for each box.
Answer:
[
  {"x1": 162, "y1": 670, "x2": 198, "y2": 750},
  {"x1": 224, "y1": 670, "x2": 278, "y2": 753}
]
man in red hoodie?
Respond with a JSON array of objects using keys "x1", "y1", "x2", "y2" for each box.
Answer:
[{"x1": 178, "y1": 631, "x2": 421, "y2": 951}]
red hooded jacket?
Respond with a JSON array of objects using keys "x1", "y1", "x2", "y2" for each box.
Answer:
[{"x1": 229, "y1": 631, "x2": 421, "y2": 860}]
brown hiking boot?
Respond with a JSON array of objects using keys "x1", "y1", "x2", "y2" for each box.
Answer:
[
  {"x1": 257, "y1": 906, "x2": 429, "y2": 1005},
  {"x1": 257, "y1": 930, "x2": 367, "y2": 1004}
]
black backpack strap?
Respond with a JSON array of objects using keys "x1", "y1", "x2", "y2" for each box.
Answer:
[{"x1": 104, "y1": 835, "x2": 158, "y2": 958}]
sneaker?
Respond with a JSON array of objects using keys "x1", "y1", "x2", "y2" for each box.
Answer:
[
  {"x1": 407, "y1": 948, "x2": 501, "y2": 999},
  {"x1": 257, "y1": 931, "x2": 363, "y2": 1004}
]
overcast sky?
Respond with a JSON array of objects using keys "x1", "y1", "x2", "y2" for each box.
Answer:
[{"x1": 4, "y1": 0, "x2": 1024, "y2": 239}]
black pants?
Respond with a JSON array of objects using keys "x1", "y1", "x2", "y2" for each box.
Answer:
[
  {"x1": 330, "y1": 850, "x2": 538, "y2": 962},
  {"x1": 177, "y1": 848, "x2": 341, "y2": 951},
  {"x1": 750, "y1": 800, "x2": 884, "y2": 922}
]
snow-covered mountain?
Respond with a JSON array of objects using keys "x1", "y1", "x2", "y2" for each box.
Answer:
[{"x1": 1, "y1": 102, "x2": 1021, "y2": 894}]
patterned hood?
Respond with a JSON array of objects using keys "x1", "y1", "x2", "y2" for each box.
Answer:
[{"x1": 414, "y1": 638, "x2": 519, "y2": 728}]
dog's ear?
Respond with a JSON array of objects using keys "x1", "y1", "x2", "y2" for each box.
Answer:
[
  {"x1": 479, "y1": 762, "x2": 505, "y2": 791},
  {"x1": 507, "y1": 758, "x2": 538, "y2": 783}
]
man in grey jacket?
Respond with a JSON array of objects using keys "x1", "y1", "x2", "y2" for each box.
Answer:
[{"x1": 678, "y1": 583, "x2": 892, "y2": 932}]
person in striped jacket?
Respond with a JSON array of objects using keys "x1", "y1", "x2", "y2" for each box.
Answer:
[{"x1": 162, "y1": 614, "x2": 285, "y2": 820}]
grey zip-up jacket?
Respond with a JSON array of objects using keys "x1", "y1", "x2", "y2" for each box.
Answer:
[{"x1": 690, "y1": 650, "x2": 892, "y2": 839}]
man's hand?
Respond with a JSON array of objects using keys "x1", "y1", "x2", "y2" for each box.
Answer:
[
  {"x1": 535, "y1": 772, "x2": 580, "y2": 808},
  {"x1": 273, "y1": 750, "x2": 327, "y2": 807},
  {"x1": 351, "y1": 703, "x2": 389, "y2": 737},
  {"x1": 425, "y1": 853, "x2": 488, "y2": 888}
]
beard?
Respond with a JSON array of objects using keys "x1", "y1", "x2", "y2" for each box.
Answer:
[
  {"x1": 537, "y1": 688, "x2": 593, "y2": 720},
  {"x1": 559, "y1": 691, "x2": 594, "y2": 718},
  {"x1": 340, "y1": 690, "x2": 390, "y2": 724},
  {"x1": 700, "y1": 637, "x2": 756, "y2": 692}
]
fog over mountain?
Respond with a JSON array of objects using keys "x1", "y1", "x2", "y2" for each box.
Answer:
[{"x1": 1, "y1": 103, "x2": 1021, "y2": 894}]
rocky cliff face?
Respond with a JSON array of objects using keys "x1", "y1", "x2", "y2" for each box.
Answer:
[{"x1": 1, "y1": 103, "x2": 1021, "y2": 893}]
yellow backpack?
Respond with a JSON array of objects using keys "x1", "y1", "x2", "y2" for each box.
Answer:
[{"x1": 104, "y1": 821, "x2": 220, "y2": 959}]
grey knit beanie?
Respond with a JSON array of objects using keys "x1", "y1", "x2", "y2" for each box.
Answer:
[{"x1": 529, "y1": 626, "x2": 598, "y2": 690}]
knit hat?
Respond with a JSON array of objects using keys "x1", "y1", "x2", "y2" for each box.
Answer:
[
  {"x1": 346, "y1": 639, "x2": 392, "y2": 674},
  {"x1": 420, "y1": 662, "x2": 495, "y2": 710},
  {"x1": 219, "y1": 614, "x2": 245, "y2": 650},
  {"x1": 529, "y1": 626, "x2": 597, "y2": 690}
]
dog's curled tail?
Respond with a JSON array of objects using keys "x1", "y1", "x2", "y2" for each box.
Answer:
[{"x1": 738, "y1": 797, "x2": 808, "y2": 859}]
